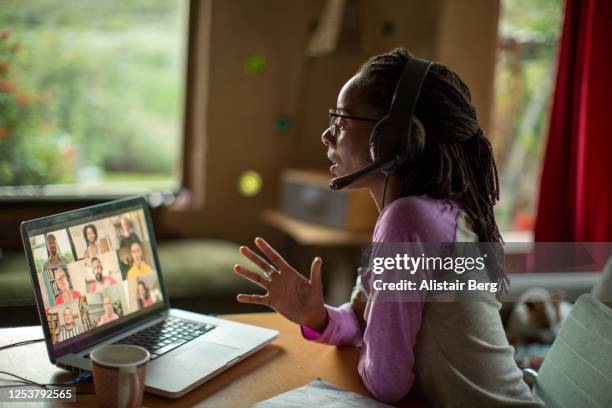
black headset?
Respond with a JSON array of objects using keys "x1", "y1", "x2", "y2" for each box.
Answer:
[{"x1": 329, "y1": 56, "x2": 432, "y2": 190}]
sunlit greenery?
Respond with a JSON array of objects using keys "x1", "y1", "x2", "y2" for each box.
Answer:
[
  {"x1": 500, "y1": 0, "x2": 563, "y2": 42},
  {"x1": 0, "y1": 0, "x2": 185, "y2": 193},
  {"x1": 492, "y1": 0, "x2": 563, "y2": 232}
]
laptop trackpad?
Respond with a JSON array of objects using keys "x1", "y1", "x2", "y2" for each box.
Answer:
[
  {"x1": 146, "y1": 342, "x2": 242, "y2": 394},
  {"x1": 176, "y1": 341, "x2": 240, "y2": 368}
]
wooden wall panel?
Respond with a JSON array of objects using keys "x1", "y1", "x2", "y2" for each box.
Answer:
[
  {"x1": 160, "y1": 0, "x2": 326, "y2": 242},
  {"x1": 436, "y1": 0, "x2": 500, "y2": 133}
]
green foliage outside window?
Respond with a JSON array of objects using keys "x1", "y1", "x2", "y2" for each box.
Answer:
[
  {"x1": 0, "y1": 0, "x2": 185, "y2": 193},
  {"x1": 492, "y1": 0, "x2": 563, "y2": 232}
]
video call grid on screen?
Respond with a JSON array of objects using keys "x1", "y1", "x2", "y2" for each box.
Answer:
[{"x1": 27, "y1": 207, "x2": 164, "y2": 346}]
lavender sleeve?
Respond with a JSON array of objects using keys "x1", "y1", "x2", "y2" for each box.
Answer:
[
  {"x1": 299, "y1": 298, "x2": 423, "y2": 403},
  {"x1": 301, "y1": 197, "x2": 458, "y2": 404},
  {"x1": 358, "y1": 297, "x2": 423, "y2": 403},
  {"x1": 300, "y1": 303, "x2": 363, "y2": 346},
  {"x1": 354, "y1": 201, "x2": 429, "y2": 403}
]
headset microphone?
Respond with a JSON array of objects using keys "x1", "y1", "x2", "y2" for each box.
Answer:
[
  {"x1": 329, "y1": 56, "x2": 432, "y2": 191},
  {"x1": 329, "y1": 154, "x2": 397, "y2": 190}
]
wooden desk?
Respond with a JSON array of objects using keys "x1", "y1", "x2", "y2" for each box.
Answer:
[{"x1": 0, "y1": 313, "x2": 426, "y2": 407}]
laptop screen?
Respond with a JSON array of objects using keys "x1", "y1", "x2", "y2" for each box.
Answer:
[{"x1": 25, "y1": 205, "x2": 164, "y2": 348}]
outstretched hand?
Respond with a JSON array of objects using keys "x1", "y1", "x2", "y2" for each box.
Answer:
[{"x1": 234, "y1": 237, "x2": 328, "y2": 332}]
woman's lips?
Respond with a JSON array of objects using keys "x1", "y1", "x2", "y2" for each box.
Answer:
[{"x1": 328, "y1": 152, "x2": 339, "y2": 175}]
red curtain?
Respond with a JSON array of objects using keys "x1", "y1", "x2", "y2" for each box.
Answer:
[{"x1": 534, "y1": 0, "x2": 612, "y2": 242}]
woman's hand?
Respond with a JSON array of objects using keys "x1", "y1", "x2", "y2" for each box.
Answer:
[{"x1": 234, "y1": 237, "x2": 328, "y2": 332}]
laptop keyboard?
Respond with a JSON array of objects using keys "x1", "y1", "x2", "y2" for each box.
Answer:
[{"x1": 114, "y1": 316, "x2": 216, "y2": 360}]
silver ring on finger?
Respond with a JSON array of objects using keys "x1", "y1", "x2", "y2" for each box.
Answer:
[{"x1": 263, "y1": 266, "x2": 277, "y2": 279}]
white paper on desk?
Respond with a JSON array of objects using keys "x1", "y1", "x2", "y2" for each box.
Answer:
[{"x1": 250, "y1": 378, "x2": 393, "y2": 408}]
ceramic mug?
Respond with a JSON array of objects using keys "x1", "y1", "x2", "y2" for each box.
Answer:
[{"x1": 90, "y1": 344, "x2": 150, "y2": 408}]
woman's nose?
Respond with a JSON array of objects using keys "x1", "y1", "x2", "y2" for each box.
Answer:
[{"x1": 321, "y1": 127, "x2": 335, "y2": 147}]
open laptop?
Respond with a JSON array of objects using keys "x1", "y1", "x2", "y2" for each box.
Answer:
[{"x1": 20, "y1": 196, "x2": 278, "y2": 398}]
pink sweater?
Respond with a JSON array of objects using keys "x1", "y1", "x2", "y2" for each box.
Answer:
[{"x1": 301, "y1": 196, "x2": 461, "y2": 404}]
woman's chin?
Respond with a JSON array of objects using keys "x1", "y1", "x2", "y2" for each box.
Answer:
[{"x1": 330, "y1": 165, "x2": 352, "y2": 180}]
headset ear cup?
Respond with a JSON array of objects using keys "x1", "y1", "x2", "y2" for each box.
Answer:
[
  {"x1": 368, "y1": 114, "x2": 390, "y2": 162},
  {"x1": 390, "y1": 116, "x2": 426, "y2": 173}
]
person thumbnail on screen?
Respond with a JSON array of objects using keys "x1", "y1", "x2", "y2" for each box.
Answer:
[
  {"x1": 53, "y1": 267, "x2": 82, "y2": 305},
  {"x1": 115, "y1": 214, "x2": 146, "y2": 275},
  {"x1": 136, "y1": 280, "x2": 154, "y2": 310},
  {"x1": 88, "y1": 256, "x2": 118, "y2": 293},
  {"x1": 47, "y1": 298, "x2": 86, "y2": 344},
  {"x1": 58, "y1": 305, "x2": 82, "y2": 342},
  {"x1": 98, "y1": 296, "x2": 119, "y2": 326},
  {"x1": 42, "y1": 231, "x2": 74, "y2": 273},
  {"x1": 29, "y1": 234, "x2": 60, "y2": 309},
  {"x1": 128, "y1": 272, "x2": 162, "y2": 311},
  {"x1": 89, "y1": 283, "x2": 130, "y2": 328},
  {"x1": 126, "y1": 241, "x2": 152, "y2": 279},
  {"x1": 119, "y1": 216, "x2": 142, "y2": 252},
  {"x1": 69, "y1": 220, "x2": 114, "y2": 261},
  {"x1": 82, "y1": 223, "x2": 111, "y2": 258}
]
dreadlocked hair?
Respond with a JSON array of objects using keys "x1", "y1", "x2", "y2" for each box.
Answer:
[{"x1": 355, "y1": 47, "x2": 508, "y2": 294}]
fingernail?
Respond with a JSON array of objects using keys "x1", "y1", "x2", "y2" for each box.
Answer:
[{"x1": 234, "y1": 264, "x2": 240, "y2": 270}]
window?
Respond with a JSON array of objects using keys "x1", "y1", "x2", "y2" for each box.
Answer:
[
  {"x1": 0, "y1": 0, "x2": 188, "y2": 197},
  {"x1": 492, "y1": 0, "x2": 563, "y2": 233}
]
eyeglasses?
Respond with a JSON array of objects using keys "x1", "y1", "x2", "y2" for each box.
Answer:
[{"x1": 328, "y1": 109, "x2": 379, "y2": 137}]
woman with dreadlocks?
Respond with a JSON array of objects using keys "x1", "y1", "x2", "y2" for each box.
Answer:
[{"x1": 233, "y1": 48, "x2": 541, "y2": 407}]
